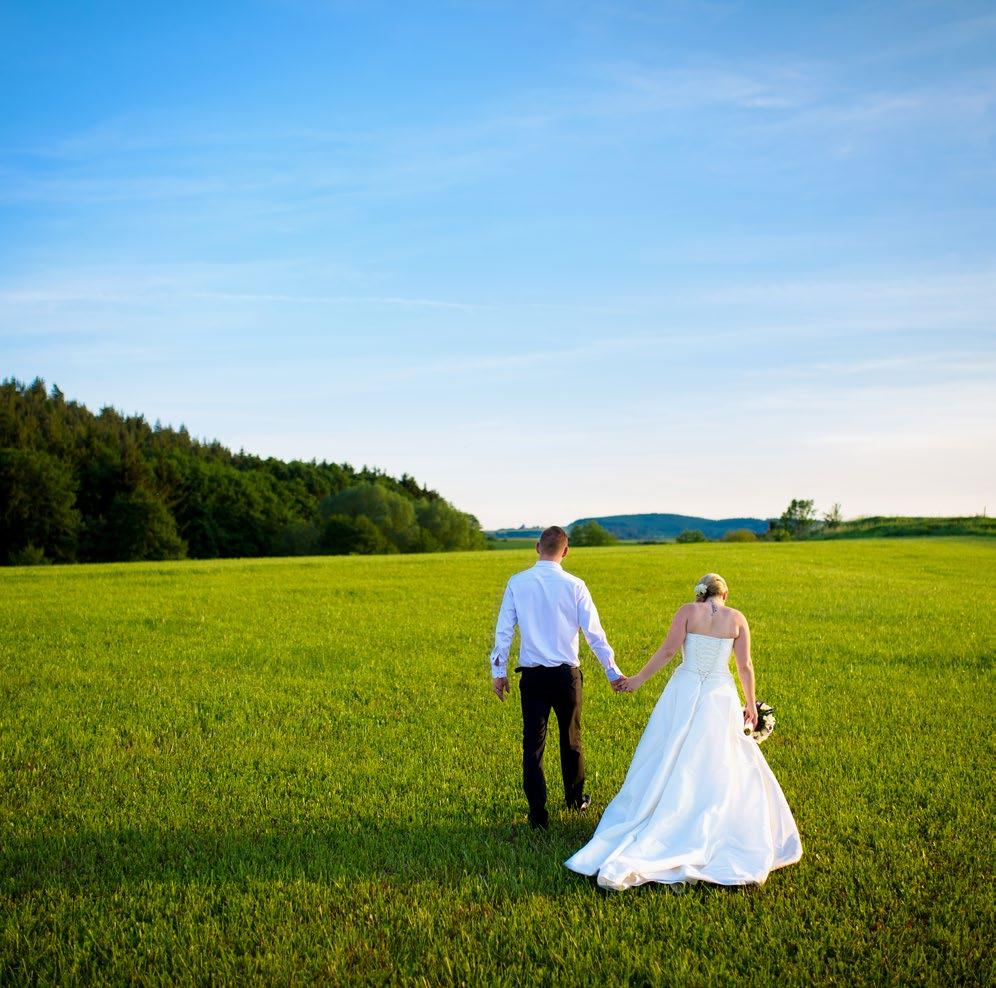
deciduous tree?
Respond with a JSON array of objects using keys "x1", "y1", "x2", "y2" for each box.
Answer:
[
  {"x1": 779, "y1": 499, "x2": 817, "y2": 538},
  {"x1": 569, "y1": 521, "x2": 619, "y2": 546}
]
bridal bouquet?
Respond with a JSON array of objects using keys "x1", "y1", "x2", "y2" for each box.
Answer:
[{"x1": 745, "y1": 701, "x2": 775, "y2": 743}]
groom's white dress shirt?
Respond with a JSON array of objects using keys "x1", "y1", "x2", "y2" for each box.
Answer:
[{"x1": 489, "y1": 560, "x2": 622, "y2": 681}]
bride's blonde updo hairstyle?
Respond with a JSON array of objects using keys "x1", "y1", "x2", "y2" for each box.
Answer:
[{"x1": 694, "y1": 573, "x2": 728, "y2": 602}]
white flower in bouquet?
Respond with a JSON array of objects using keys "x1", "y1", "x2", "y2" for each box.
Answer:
[{"x1": 745, "y1": 701, "x2": 776, "y2": 742}]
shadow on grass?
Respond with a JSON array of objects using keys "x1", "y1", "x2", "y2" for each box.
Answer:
[
  {"x1": 2, "y1": 819, "x2": 769, "y2": 903},
  {"x1": 3, "y1": 818, "x2": 623, "y2": 896}
]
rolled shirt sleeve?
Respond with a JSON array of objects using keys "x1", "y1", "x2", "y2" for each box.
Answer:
[
  {"x1": 577, "y1": 584, "x2": 622, "y2": 680},
  {"x1": 489, "y1": 582, "x2": 517, "y2": 678}
]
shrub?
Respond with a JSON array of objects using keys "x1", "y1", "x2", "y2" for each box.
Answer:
[
  {"x1": 8, "y1": 544, "x2": 49, "y2": 566},
  {"x1": 721, "y1": 529, "x2": 757, "y2": 543},
  {"x1": 675, "y1": 529, "x2": 707, "y2": 543}
]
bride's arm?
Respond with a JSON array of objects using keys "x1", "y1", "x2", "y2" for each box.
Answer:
[
  {"x1": 733, "y1": 617, "x2": 758, "y2": 728},
  {"x1": 621, "y1": 606, "x2": 690, "y2": 692}
]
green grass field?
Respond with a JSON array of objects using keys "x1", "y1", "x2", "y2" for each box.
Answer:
[{"x1": 2, "y1": 540, "x2": 993, "y2": 986}]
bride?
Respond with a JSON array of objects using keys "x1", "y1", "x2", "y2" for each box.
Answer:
[{"x1": 565, "y1": 573, "x2": 802, "y2": 890}]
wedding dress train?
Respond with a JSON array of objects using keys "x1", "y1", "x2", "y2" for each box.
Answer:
[{"x1": 565, "y1": 632, "x2": 802, "y2": 889}]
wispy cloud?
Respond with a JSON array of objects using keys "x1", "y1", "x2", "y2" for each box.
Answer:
[
  {"x1": 313, "y1": 334, "x2": 687, "y2": 394},
  {"x1": 588, "y1": 61, "x2": 814, "y2": 115},
  {"x1": 2, "y1": 55, "x2": 991, "y2": 215},
  {"x1": 761, "y1": 73, "x2": 996, "y2": 151},
  {"x1": 188, "y1": 291, "x2": 484, "y2": 312},
  {"x1": 748, "y1": 352, "x2": 996, "y2": 380},
  {"x1": 0, "y1": 279, "x2": 483, "y2": 314},
  {"x1": 694, "y1": 269, "x2": 996, "y2": 313}
]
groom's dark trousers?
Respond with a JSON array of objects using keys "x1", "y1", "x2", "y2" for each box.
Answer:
[{"x1": 518, "y1": 664, "x2": 585, "y2": 826}]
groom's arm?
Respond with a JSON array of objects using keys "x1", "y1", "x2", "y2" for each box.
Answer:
[
  {"x1": 577, "y1": 584, "x2": 623, "y2": 681},
  {"x1": 489, "y1": 582, "x2": 517, "y2": 683}
]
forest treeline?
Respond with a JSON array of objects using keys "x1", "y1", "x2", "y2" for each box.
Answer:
[{"x1": 0, "y1": 378, "x2": 487, "y2": 565}]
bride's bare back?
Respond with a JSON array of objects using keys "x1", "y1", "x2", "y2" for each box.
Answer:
[{"x1": 684, "y1": 599, "x2": 744, "y2": 639}]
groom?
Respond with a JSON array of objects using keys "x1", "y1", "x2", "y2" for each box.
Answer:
[{"x1": 490, "y1": 525, "x2": 623, "y2": 829}]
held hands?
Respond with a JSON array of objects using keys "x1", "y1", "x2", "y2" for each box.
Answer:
[
  {"x1": 492, "y1": 676, "x2": 510, "y2": 702},
  {"x1": 612, "y1": 675, "x2": 640, "y2": 693}
]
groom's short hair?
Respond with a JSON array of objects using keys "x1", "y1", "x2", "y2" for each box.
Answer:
[{"x1": 539, "y1": 526, "x2": 569, "y2": 555}]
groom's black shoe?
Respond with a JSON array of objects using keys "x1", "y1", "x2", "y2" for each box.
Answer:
[
  {"x1": 568, "y1": 793, "x2": 592, "y2": 813},
  {"x1": 529, "y1": 813, "x2": 549, "y2": 830}
]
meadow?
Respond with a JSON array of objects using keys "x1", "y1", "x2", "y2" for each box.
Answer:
[{"x1": 1, "y1": 539, "x2": 993, "y2": 986}]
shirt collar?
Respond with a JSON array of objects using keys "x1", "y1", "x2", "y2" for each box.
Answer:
[{"x1": 535, "y1": 559, "x2": 563, "y2": 568}]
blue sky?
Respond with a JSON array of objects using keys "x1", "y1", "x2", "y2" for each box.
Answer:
[{"x1": 2, "y1": 0, "x2": 994, "y2": 528}]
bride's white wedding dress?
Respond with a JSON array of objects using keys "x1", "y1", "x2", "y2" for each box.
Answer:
[{"x1": 565, "y1": 632, "x2": 802, "y2": 889}]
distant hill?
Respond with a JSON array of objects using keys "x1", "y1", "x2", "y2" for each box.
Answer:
[
  {"x1": 488, "y1": 513, "x2": 994, "y2": 543},
  {"x1": 489, "y1": 514, "x2": 768, "y2": 542},
  {"x1": 568, "y1": 514, "x2": 768, "y2": 541}
]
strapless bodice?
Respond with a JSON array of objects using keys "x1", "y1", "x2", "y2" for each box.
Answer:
[{"x1": 679, "y1": 632, "x2": 735, "y2": 679}]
